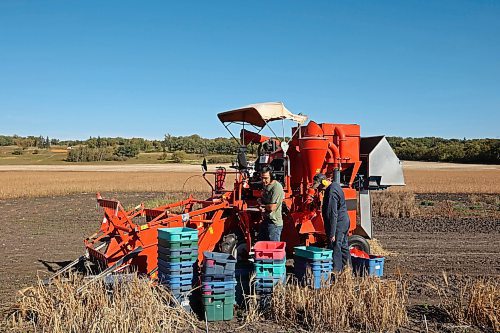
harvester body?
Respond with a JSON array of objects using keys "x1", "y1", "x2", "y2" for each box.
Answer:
[{"x1": 83, "y1": 102, "x2": 404, "y2": 277}]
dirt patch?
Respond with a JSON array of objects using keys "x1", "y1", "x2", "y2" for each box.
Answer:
[
  {"x1": 374, "y1": 216, "x2": 499, "y2": 233},
  {"x1": 0, "y1": 192, "x2": 499, "y2": 332},
  {"x1": 0, "y1": 192, "x2": 164, "y2": 304}
]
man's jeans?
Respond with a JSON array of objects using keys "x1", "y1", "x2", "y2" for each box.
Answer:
[
  {"x1": 328, "y1": 227, "x2": 352, "y2": 273},
  {"x1": 259, "y1": 220, "x2": 283, "y2": 242}
]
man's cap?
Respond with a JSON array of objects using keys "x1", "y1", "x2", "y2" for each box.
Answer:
[{"x1": 312, "y1": 173, "x2": 327, "y2": 189}]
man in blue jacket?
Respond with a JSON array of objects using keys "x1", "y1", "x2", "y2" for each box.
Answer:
[{"x1": 313, "y1": 173, "x2": 351, "y2": 272}]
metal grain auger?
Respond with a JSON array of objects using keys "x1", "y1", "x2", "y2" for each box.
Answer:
[{"x1": 51, "y1": 102, "x2": 405, "y2": 283}]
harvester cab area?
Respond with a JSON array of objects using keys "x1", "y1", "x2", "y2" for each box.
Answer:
[{"x1": 217, "y1": 102, "x2": 307, "y2": 196}]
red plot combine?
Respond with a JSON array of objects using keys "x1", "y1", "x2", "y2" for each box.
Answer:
[{"x1": 60, "y1": 102, "x2": 404, "y2": 280}]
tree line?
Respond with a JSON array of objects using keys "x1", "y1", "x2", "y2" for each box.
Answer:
[
  {"x1": 387, "y1": 137, "x2": 499, "y2": 164},
  {"x1": 1, "y1": 134, "x2": 498, "y2": 164}
]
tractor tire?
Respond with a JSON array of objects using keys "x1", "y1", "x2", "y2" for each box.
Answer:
[
  {"x1": 219, "y1": 233, "x2": 248, "y2": 261},
  {"x1": 348, "y1": 235, "x2": 370, "y2": 254}
]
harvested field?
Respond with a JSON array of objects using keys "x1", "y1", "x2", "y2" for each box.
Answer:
[
  {"x1": 0, "y1": 161, "x2": 498, "y2": 332},
  {"x1": 0, "y1": 191, "x2": 498, "y2": 332},
  {"x1": 0, "y1": 161, "x2": 499, "y2": 199},
  {"x1": 400, "y1": 169, "x2": 500, "y2": 193},
  {"x1": 0, "y1": 171, "x2": 212, "y2": 199}
]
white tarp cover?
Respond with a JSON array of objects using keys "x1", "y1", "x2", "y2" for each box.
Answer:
[{"x1": 217, "y1": 102, "x2": 308, "y2": 127}]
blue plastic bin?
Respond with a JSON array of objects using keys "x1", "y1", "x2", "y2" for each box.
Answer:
[
  {"x1": 202, "y1": 280, "x2": 237, "y2": 289},
  {"x1": 158, "y1": 271, "x2": 194, "y2": 283},
  {"x1": 351, "y1": 255, "x2": 385, "y2": 277},
  {"x1": 168, "y1": 285, "x2": 193, "y2": 294},
  {"x1": 203, "y1": 251, "x2": 237, "y2": 275},
  {"x1": 157, "y1": 260, "x2": 196, "y2": 270},
  {"x1": 202, "y1": 273, "x2": 236, "y2": 283},
  {"x1": 158, "y1": 247, "x2": 198, "y2": 257},
  {"x1": 158, "y1": 258, "x2": 193, "y2": 272},
  {"x1": 294, "y1": 257, "x2": 333, "y2": 272},
  {"x1": 295, "y1": 270, "x2": 331, "y2": 289},
  {"x1": 255, "y1": 275, "x2": 286, "y2": 287}
]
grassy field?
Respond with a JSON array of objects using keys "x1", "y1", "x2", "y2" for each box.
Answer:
[{"x1": 0, "y1": 146, "x2": 227, "y2": 165}]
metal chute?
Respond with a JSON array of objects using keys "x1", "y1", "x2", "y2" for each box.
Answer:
[{"x1": 360, "y1": 136, "x2": 405, "y2": 189}]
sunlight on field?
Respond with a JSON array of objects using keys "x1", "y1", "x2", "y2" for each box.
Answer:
[
  {"x1": 399, "y1": 169, "x2": 500, "y2": 194},
  {"x1": 0, "y1": 171, "x2": 214, "y2": 199},
  {"x1": 0, "y1": 166, "x2": 498, "y2": 199}
]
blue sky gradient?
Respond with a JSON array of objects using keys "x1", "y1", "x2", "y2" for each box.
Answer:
[{"x1": 1, "y1": 1, "x2": 499, "y2": 139}]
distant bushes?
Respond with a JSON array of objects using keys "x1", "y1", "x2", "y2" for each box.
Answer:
[
  {"x1": 67, "y1": 147, "x2": 114, "y2": 162},
  {"x1": 66, "y1": 144, "x2": 139, "y2": 162},
  {"x1": 115, "y1": 144, "x2": 139, "y2": 158},
  {"x1": 206, "y1": 155, "x2": 234, "y2": 164},
  {"x1": 387, "y1": 137, "x2": 499, "y2": 164},
  {"x1": 171, "y1": 151, "x2": 188, "y2": 163},
  {"x1": 3, "y1": 133, "x2": 498, "y2": 164}
]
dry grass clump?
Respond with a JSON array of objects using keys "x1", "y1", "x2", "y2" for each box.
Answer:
[
  {"x1": 1, "y1": 273, "x2": 199, "y2": 333},
  {"x1": 368, "y1": 238, "x2": 395, "y2": 256},
  {"x1": 371, "y1": 191, "x2": 420, "y2": 218},
  {"x1": 241, "y1": 273, "x2": 264, "y2": 324},
  {"x1": 270, "y1": 271, "x2": 408, "y2": 332},
  {"x1": 436, "y1": 275, "x2": 499, "y2": 332}
]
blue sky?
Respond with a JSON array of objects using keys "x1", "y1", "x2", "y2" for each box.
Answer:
[{"x1": 0, "y1": 1, "x2": 499, "y2": 140}]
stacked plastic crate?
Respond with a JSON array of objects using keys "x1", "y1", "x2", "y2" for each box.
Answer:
[
  {"x1": 157, "y1": 227, "x2": 198, "y2": 305},
  {"x1": 202, "y1": 251, "x2": 237, "y2": 321},
  {"x1": 253, "y1": 241, "x2": 287, "y2": 296},
  {"x1": 294, "y1": 246, "x2": 333, "y2": 289}
]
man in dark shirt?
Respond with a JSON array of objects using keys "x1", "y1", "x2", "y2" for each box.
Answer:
[{"x1": 313, "y1": 173, "x2": 351, "y2": 272}]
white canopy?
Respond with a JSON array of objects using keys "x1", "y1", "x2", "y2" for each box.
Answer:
[{"x1": 217, "y1": 102, "x2": 308, "y2": 127}]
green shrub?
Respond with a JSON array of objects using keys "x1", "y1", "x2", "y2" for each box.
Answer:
[
  {"x1": 66, "y1": 147, "x2": 115, "y2": 162},
  {"x1": 115, "y1": 144, "x2": 139, "y2": 158},
  {"x1": 12, "y1": 149, "x2": 23, "y2": 155},
  {"x1": 207, "y1": 155, "x2": 234, "y2": 164},
  {"x1": 171, "y1": 151, "x2": 188, "y2": 163}
]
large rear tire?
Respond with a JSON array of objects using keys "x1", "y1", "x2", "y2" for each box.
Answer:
[
  {"x1": 348, "y1": 235, "x2": 370, "y2": 254},
  {"x1": 219, "y1": 233, "x2": 248, "y2": 261}
]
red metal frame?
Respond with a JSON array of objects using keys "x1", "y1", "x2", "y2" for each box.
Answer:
[{"x1": 84, "y1": 119, "x2": 367, "y2": 276}]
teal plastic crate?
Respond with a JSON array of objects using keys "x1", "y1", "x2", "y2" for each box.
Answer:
[
  {"x1": 158, "y1": 238, "x2": 198, "y2": 250},
  {"x1": 158, "y1": 254, "x2": 198, "y2": 263},
  {"x1": 158, "y1": 227, "x2": 198, "y2": 242},
  {"x1": 203, "y1": 299, "x2": 234, "y2": 321},
  {"x1": 294, "y1": 246, "x2": 333, "y2": 260},
  {"x1": 254, "y1": 262, "x2": 286, "y2": 278}
]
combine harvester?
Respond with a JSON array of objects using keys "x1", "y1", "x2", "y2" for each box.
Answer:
[{"x1": 53, "y1": 102, "x2": 404, "y2": 281}]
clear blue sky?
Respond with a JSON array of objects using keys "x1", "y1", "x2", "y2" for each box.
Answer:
[{"x1": 1, "y1": 1, "x2": 499, "y2": 140}]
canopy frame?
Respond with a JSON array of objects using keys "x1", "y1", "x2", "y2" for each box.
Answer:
[{"x1": 218, "y1": 102, "x2": 307, "y2": 147}]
